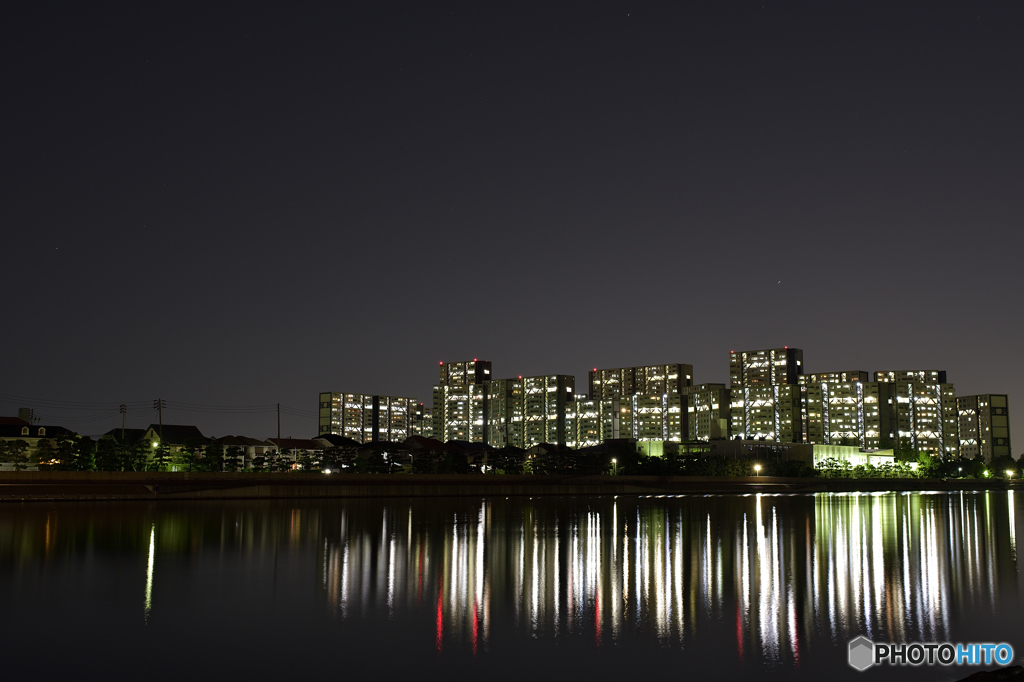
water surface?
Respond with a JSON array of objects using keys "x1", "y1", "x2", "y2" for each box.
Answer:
[{"x1": 1, "y1": 491, "x2": 1019, "y2": 680}]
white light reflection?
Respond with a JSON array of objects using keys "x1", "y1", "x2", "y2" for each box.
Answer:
[
  {"x1": 143, "y1": 522, "x2": 155, "y2": 623},
  {"x1": 1009, "y1": 490, "x2": 1017, "y2": 564},
  {"x1": 311, "y1": 493, "x2": 1012, "y2": 664}
]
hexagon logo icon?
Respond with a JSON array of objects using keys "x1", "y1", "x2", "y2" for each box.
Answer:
[{"x1": 849, "y1": 636, "x2": 875, "y2": 671}]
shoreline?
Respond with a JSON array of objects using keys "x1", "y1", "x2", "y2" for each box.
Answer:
[{"x1": 0, "y1": 472, "x2": 1016, "y2": 502}]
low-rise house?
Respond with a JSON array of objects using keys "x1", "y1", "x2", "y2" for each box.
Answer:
[
  {"x1": 142, "y1": 424, "x2": 208, "y2": 453},
  {"x1": 99, "y1": 428, "x2": 148, "y2": 446},
  {"x1": 313, "y1": 434, "x2": 363, "y2": 450},
  {"x1": 0, "y1": 417, "x2": 75, "y2": 470},
  {"x1": 267, "y1": 438, "x2": 323, "y2": 469},
  {"x1": 212, "y1": 435, "x2": 277, "y2": 468}
]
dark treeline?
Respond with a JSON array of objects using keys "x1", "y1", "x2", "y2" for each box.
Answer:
[{"x1": 2, "y1": 434, "x2": 1020, "y2": 480}]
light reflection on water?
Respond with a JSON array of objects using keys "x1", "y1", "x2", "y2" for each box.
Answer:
[
  {"x1": 0, "y1": 491, "x2": 1019, "y2": 679},
  {"x1": 324, "y1": 492, "x2": 1014, "y2": 661}
]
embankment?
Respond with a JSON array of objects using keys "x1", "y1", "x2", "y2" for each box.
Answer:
[{"x1": 0, "y1": 471, "x2": 1015, "y2": 502}]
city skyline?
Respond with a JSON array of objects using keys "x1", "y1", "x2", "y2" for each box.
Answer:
[
  {"x1": 2, "y1": 343, "x2": 1016, "y2": 453},
  {"x1": 3, "y1": 3, "x2": 1022, "y2": 448}
]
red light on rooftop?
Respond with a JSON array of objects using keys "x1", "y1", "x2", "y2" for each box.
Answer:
[{"x1": 473, "y1": 358, "x2": 477, "y2": 362}]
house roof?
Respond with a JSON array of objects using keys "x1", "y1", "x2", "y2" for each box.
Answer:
[
  {"x1": 214, "y1": 435, "x2": 272, "y2": 447},
  {"x1": 144, "y1": 424, "x2": 208, "y2": 445},
  {"x1": 358, "y1": 440, "x2": 410, "y2": 453},
  {"x1": 0, "y1": 423, "x2": 75, "y2": 438},
  {"x1": 101, "y1": 428, "x2": 148, "y2": 444},
  {"x1": 314, "y1": 434, "x2": 363, "y2": 448},
  {"x1": 268, "y1": 437, "x2": 322, "y2": 450},
  {"x1": 447, "y1": 440, "x2": 494, "y2": 451},
  {"x1": 0, "y1": 417, "x2": 30, "y2": 427},
  {"x1": 403, "y1": 435, "x2": 447, "y2": 450}
]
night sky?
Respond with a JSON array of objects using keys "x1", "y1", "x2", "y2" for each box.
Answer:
[{"x1": 4, "y1": 2, "x2": 1022, "y2": 445}]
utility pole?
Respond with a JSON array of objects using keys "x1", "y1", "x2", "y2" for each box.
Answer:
[
  {"x1": 277, "y1": 403, "x2": 281, "y2": 440},
  {"x1": 153, "y1": 398, "x2": 166, "y2": 443},
  {"x1": 120, "y1": 404, "x2": 127, "y2": 440}
]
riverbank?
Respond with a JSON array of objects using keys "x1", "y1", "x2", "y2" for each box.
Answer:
[{"x1": 0, "y1": 471, "x2": 1016, "y2": 502}]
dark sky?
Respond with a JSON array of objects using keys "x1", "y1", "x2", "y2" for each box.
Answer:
[{"x1": 3, "y1": 1, "x2": 1022, "y2": 444}]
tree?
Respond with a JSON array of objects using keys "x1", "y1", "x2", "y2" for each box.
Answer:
[
  {"x1": 95, "y1": 439, "x2": 120, "y2": 471},
  {"x1": 8, "y1": 440, "x2": 31, "y2": 471},
  {"x1": 296, "y1": 451, "x2": 319, "y2": 472},
  {"x1": 123, "y1": 438, "x2": 152, "y2": 472},
  {"x1": 990, "y1": 454, "x2": 1019, "y2": 479},
  {"x1": 52, "y1": 433, "x2": 77, "y2": 470},
  {"x1": 269, "y1": 449, "x2": 292, "y2": 473},
  {"x1": 915, "y1": 453, "x2": 940, "y2": 478},
  {"x1": 320, "y1": 447, "x2": 342, "y2": 472},
  {"x1": 338, "y1": 447, "x2": 357, "y2": 471},
  {"x1": 411, "y1": 449, "x2": 444, "y2": 474},
  {"x1": 174, "y1": 444, "x2": 201, "y2": 472},
  {"x1": 149, "y1": 442, "x2": 172, "y2": 471},
  {"x1": 491, "y1": 448, "x2": 525, "y2": 475},
  {"x1": 35, "y1": 438, "x2": 57, "y2": 470},
  {"x1": 70, "y1": 436, "x2": 95, "y2": 471},
  {"x1": 223, "y1": 446, "x2": 243, "y2": 473},
  {"x1": 816, "y1": 457, "x2": 852, "y2": 479},
  {"x1": 364, "y1": 452, "x2": 391, "y2": 474},
  {"x1": 203, "y1": 441, "x2": 224, "y2": 472}
]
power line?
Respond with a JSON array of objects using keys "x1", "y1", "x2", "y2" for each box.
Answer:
[{"x1": 0, "y1": 393, "x2": 150, "y2": 411}]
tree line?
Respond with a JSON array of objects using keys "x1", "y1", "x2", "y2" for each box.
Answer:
[{"x1": 2, "y1": 435, "x2": 1019, "y2": 479}]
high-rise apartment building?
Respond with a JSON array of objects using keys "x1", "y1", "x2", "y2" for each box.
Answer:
[
  {"x1": 522, "y1": 375, "x2": 575, "y2": 447},
  {"x1": 683, "y1": 383, "x2": 730, "y2": 441},
  {"x1": 485, "y1": 378, "x2": 524, "y2": 448},
  {"x1": 957, "y1": 394, "x2": 1010, "y2": 461},
  {"x1": 564, "y1": 397, "x2": 604, "y2": 448},
  {"x1": 729, "y1": 348, "x2": 804, "y2": 442},
  {"x1": 798, "y1": 372, "x2": 892, "y2": 449},
  {"x1": 413, "y1": 403, "x2": 433, "y2": 439},
  {"x1": 482, "y1": 375, "x2": 574, "y2": 448},
  {"x1": 318, "y1": 392, "x2": 418, "y2": 443},
  {"x1": 432, "y1": 360, "x2": 492, "y2": 443},
  {"x1": 586, "y1": 363, "x2": 693, "y2": 443},
  {"x1": 589, "y1": 363, "x2": 693, "y2": 400},
  {"x1": 874, "y1": 370, "x2": 958, "y2": 458}
]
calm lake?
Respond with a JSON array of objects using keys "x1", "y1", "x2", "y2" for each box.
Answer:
[{"x1": 0, "y1": 491, "x2": 1019, "y2": 681}]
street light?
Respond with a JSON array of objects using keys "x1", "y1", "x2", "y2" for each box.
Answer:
[
  {"x1": 1007, "y1": 470, "x2": 1015, "y2": 480},
  {"x1": 754, "y1": 464, "x2": 762, "y2": 477},
  {"x1": 612, "y1": 458, "x2": 617, "y2": 476}
]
